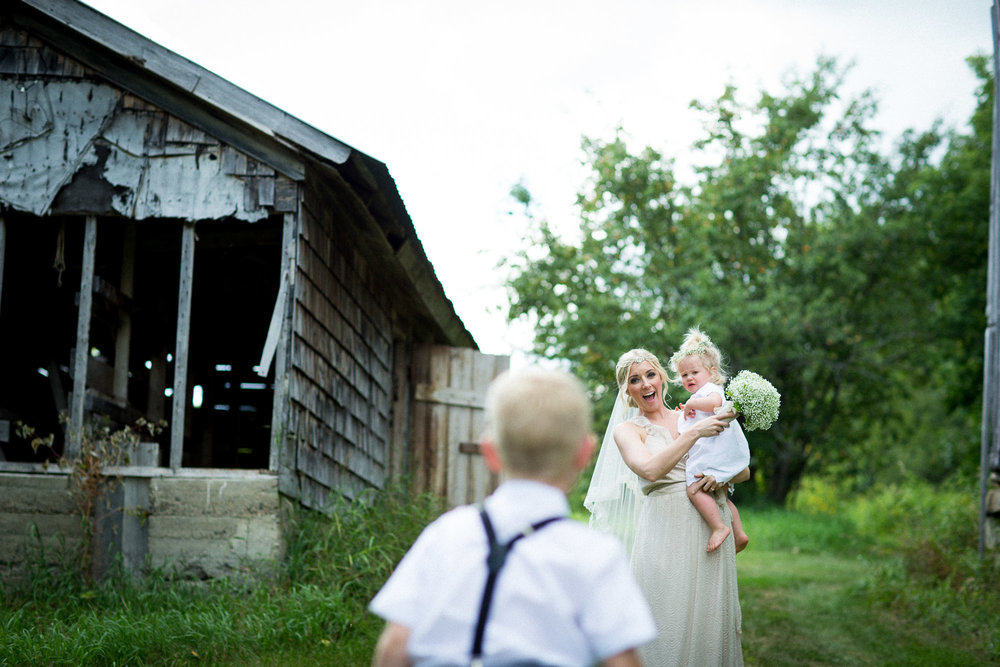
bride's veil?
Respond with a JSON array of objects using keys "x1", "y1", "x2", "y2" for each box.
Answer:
[{"x1": 583, "y1": 392, "x2": 642, "y2": 556}]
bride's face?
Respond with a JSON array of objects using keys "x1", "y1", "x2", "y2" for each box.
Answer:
[{"x1": 625, "y1": 361, "x2": 663, "y2": 412}]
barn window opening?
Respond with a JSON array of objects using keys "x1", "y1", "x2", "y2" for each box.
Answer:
[
  {"x1": 0, "y1": 213, "x2": 281, "y2": 470},
  {"x1": 183, "y1": 217, "x2": 281, "y2": 469}
]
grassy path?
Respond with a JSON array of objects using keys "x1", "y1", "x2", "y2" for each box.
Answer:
[{"x1": 738, "y1": 545, "x2": 990, "y2": 666}]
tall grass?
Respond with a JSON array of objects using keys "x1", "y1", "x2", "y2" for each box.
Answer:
[
  {"x1": 0, "y1": 483, "x2": 445, "y2": 665},
  {"x1": 790, "y1": 474, "x2": 1000, "y2": 659},
  {"x1": 3, "y1": 475, "x2": 996, "y2": 664}
]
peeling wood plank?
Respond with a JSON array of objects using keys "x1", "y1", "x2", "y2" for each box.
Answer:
[
  {"x1": 272, "y1": 211, "x2": 298, "y2": 474},
  {"x1": 11, "y1": 7, "x2": 308, "y2": 180},
  {"x1": 0, "y1": 80, "x2": 280, "y2": 222},
  {"x1": 257, "y1": 177, "x2": 274, "y2": 207},
  {"x1": 257, "y1": 264, "x2": 290, "y2": 378},
  {"x1": 273, "y1": 176, "x2": 298, "y2": 213},
  {"x1": 0, "y1": 80, "x2": 118, "y2": 215}
]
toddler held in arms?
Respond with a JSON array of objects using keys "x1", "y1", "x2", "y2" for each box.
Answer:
[{"x1": 670, "y1": 328, "x2": 750, "y2": 553}]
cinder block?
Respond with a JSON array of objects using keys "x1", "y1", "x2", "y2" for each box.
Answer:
[
  {"x1": 0, "y1": 473, "x2": 76, "y2": 514},
  {"x1": 150, "y1": 477, "x2": 280, "y2": 517}
]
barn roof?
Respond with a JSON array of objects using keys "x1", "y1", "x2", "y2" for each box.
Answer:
[{"x1": 10, "y1": 0, "x2": 477, "y2": 349}]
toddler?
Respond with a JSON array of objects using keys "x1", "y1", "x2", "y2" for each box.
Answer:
[{"x1": 669, "y1": 328, "x2": 750, "y2": 553}]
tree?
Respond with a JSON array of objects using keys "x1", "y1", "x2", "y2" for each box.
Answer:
[{"x1": 503, "y1": 57, "x2": 989, "y2": 504}]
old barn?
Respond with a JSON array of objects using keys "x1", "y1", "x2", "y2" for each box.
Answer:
[{"x1": 0, "y1": 0, "x2": 506, "y2": 579}]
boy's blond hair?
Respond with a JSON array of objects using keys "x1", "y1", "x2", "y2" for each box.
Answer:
[{"x1": 483, "y1": 367, "x2": 591, "y2": 481}]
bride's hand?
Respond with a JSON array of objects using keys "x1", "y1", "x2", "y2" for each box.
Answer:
[
  {"x1": 690, "y1": 415, "x2": 729, "y2": 439},
  {"x1": 693, "y1": 473, "x2": 719, "y2": 493},
  {"x1": 715, "y1": 409, "x2": 736, "y2": 423}
]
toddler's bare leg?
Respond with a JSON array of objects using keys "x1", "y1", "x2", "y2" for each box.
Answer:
[
  {"x1": 728, "y1": 499, "x2": 749, "y2": 553},
  {"x1": 688, "y1": 483, "x2": 731, "y2": 552}
]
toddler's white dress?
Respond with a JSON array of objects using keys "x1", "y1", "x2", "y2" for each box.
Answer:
[{"x1": 678, "y1": 382, "x2": 750, "y2": 486}]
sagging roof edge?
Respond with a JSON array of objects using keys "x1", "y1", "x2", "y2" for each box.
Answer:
[{"x1": 15, "y1": 0, "x2": 478, "y2": 350}]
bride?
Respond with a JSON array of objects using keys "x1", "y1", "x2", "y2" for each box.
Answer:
[{"x1": 585, "y1": 348, "x2": 748, "y2": 666}]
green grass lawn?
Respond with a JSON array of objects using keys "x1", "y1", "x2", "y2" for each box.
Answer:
[
  {"x1": 1, "y1": 489, "x2": 997, "y2": 665},
  {"x1": 738, "y1": 508, "x2": 996, "y2": 666}
]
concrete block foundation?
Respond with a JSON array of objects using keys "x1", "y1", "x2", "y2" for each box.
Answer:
[{"x1": 0, "y1": 467, "x2": 283, "y2": 582}]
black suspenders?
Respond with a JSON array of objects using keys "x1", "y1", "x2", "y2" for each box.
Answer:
[{"x1": 471, "y1": 508, "x2": 563, "y2": 667}]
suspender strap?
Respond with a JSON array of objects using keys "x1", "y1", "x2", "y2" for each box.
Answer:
[{"x1": 471, "y1": 508, "x2": 562, "y2": 666}]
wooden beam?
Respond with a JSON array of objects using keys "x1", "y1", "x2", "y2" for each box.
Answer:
[
  {"x1": 113, "y1": 225, "x2": 135, "y2": 402},
  {"x1": 412, "y1": 383, "x2": 485, "y2": 410},
  {"x1": 981, "y1": 0, "x2": 1000, "y2": 557},
  {"x1": 68, "y1": 215, "x2": 97, "y2": 459},
  {"x1": 169, "y1": 221, "x2": 195, "y2": 470},
  {"x1": 269, "y1": 211, "x2": 298, "y2": 473},
  {"x1": 0, "y1": 214, "x2": 5, "y2": 317}
]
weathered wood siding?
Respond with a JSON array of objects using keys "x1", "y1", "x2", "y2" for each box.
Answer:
[
  {"x1": 0, "y1": 20, "x2": 296, "y2": 221},
  {"x1": 411, "y1": 345, "x2": 509, "y2": 506},
  {"x1": 283, "y1": 174, "x2": 394, "y2": 508}
]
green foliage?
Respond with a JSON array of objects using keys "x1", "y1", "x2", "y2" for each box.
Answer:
[
  {"x1": 787, "y1": 474, "x2": 1000, "y2": 659},
  {"x1": 739, "y1": 506, "x2": 996, "y2": 665},
  {"x1": 502, "y1": 55, "x2": 990, "y2": 504},
  {"x1": 0, "y1": 482, "x2": 445, "y2": 665},
  {"x1": 743, "y1": 504, "x2": 864, "y2": 556}
]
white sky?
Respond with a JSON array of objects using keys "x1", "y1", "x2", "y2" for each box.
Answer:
[{"x1": 81, "y1": 0, "x2": 993, "y2": 359}]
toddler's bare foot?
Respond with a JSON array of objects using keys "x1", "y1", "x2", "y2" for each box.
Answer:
[
  {"x1": 734, "y1": 531, "x2": 749, "y2": 553},
  {"x1": 706, "y1": 525, "x2": 731, "y2": 552}
]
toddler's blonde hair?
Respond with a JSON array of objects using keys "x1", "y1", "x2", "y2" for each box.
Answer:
[
  {"x1": 483, "y1": 367, "x2": 592, "y2": 481},
  {"x1": 667, "y1": 327, "x2": 727, "y2": 385}
]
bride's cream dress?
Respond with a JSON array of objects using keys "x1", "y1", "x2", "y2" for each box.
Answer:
[{"x1": 630, "y1": 416, "x2": 744, "y2": 667}]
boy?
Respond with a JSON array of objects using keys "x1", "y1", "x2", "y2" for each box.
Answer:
[{"x1": 370, "y1": 367, "x2": 655, "y2": 667}]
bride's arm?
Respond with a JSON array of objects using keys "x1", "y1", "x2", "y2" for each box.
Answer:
[{"x1": 614, "y1": 416, "x2": 731, "y2": 482}]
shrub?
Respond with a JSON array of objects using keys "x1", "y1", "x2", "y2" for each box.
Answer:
[{"x1": 791, "y1": 473, "x2": 1000, "y2": 660}]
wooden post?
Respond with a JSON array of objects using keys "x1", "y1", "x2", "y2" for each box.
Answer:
[
  {"x1": 981, "y1": 0, "x2": 1000, "y2": 557},
  {"x1": 0, "y1": 214, "x2": 5, "y2": 316},
  {"x1": 113, "y1": 226, "x2": 136, "y2": 403},
  {"x1": 268, "y1": 211, "x2": 297, "y2": 472},
  {"x1": 170, "y1": 221, "x2": 196, "y2": 470},
  {"x1": 68, "y1": 215, "x2": 97, "y2": 460}
]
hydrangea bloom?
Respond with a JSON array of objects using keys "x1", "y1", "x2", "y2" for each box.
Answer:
[{"x1": 724, "y1": 370, "x2": 781, "y2": 431}]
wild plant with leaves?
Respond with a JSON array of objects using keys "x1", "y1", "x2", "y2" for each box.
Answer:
[{"x1": 17, "y1": 415, "x2": 165, "y2": 583}]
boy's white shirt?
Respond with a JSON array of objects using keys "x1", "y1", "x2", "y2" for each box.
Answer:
[{"x1": 369, "y1": 479, "x2": 655, "y2": 666}]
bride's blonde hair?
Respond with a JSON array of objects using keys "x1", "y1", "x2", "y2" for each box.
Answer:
[
  {"x1": 615, "y1": 348, "x2": 670, "y2": 409},
  {"x1": 667, "y1": 327, "x2": 727, "y2": 385}
]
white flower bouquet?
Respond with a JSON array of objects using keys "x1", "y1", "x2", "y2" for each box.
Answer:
[{"x1": 716, "y1": 370, "x2": 781, "y2": 431}]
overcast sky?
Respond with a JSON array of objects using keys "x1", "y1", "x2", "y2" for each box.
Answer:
[{"x1": 81, "y1": 0, "x2": 994, "y2": 358}]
